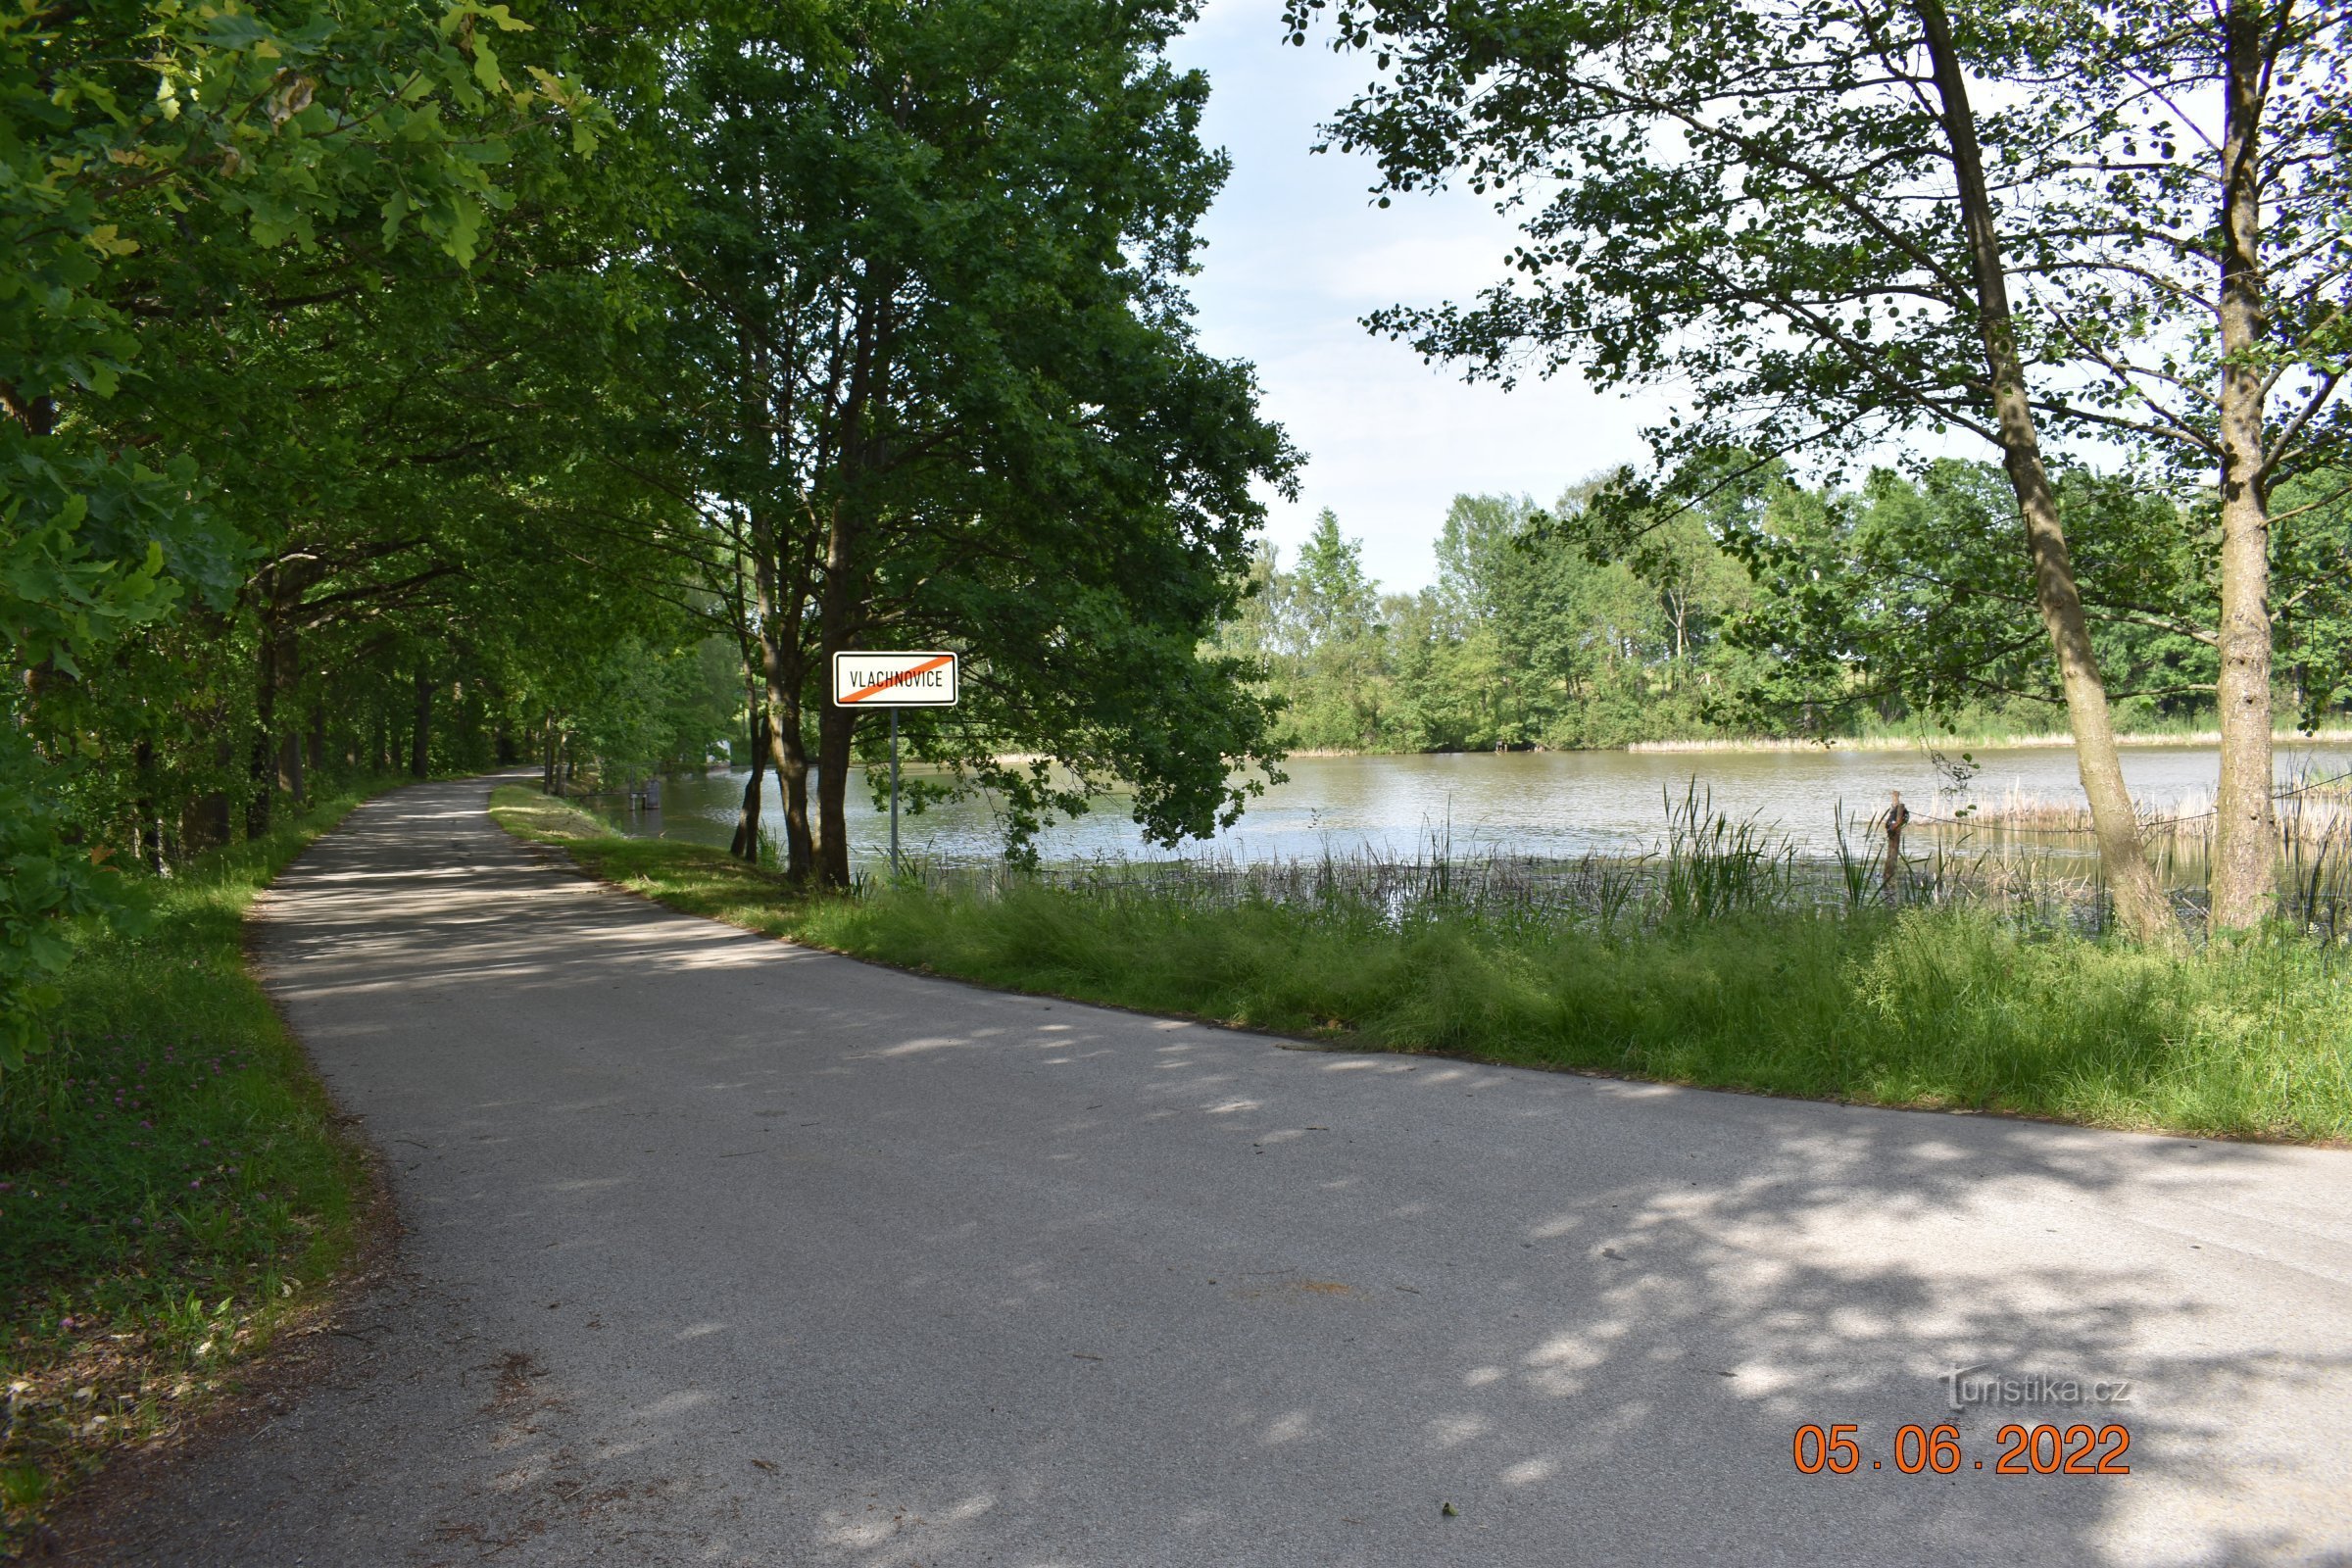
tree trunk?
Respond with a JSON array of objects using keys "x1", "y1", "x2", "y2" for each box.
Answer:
[
  {"x1": 277, "y1": 655, "x2": 306, "y2": 810},
  {"x1": 277, "y1": 728, "x2": 304, "y2": 809},
  {"x1": 272, "y1": 624, "x2": 303, "y2": 808},
  {"x1": 308, "y1": 698, "x2": 328, "y2": 801},
  {"x1": 542, "y1": 712, "x2": 560, "y2": 795},
  {"x1": 749, "y1": 503, "x2": 816, "y2": 881},
  {"x1": 189, "y1": 733, "x2": 234, "y2": 853},
  {"x1": 763, "y1": 708, "x2": 806, "y2": 877},
  {"x1": 802, "y1": 271, "x2": 898, "y2": 891},
  {"x1": 133, "y1": 735, "x2": 163, "y2": 873},
  {"x1": 731, "y1": 709, "x2": 769, "y2": 860},
  {"x1": 2208, "y1": 0, "x2": 2278, "y2": 933},
  {"x1": 1919, "y1": 0, "x2": 2179, "y2": 947},
  {"x1": 411, "y1": 668, "x2": 432, "y2": 778},
  {"x1": 247, "y1": 575, "x2": 280, "y2": 839},
  {"x1": 814, "y1": 700, "x2": 857, "y2": 889},
  {"x1": 812, "y1": 491, "x2": 867, "y2": 890}
]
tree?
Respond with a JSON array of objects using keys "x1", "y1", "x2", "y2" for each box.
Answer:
[
  {"x1": 1, "y1": 0, "x2": 608, "y2": 1069},
  {"x1": 1992, "y1": 0, "x2": 2351, "y2": 927},
  {"x1": 1284, "y1": 0, "x2": 2347, "y2": 940},
  {"x1": 2273, "y1": 469, "x2": 2352, "y2": 726},
  {"x1": 1255, "y1": 511, "x2": 1394, "y2": 747},
  {"x1": 653, "y1": 0, "x2": 1297, "y2": 884},
  {"x1": 1722, "y1": 461, "x2": 2216, "y2": 740}
]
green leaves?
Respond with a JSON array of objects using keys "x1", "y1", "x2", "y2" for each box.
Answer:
[
  {"x1": 1, "y1": 0, "x2": 636, "y2": 1063},
  {"x1": 649, "y1": 0, "x2": 1298, "y2": 874},
  {"x1": 1716, "y1": 459, "x2": 2212, "y2": 730},
  {"x1": 0, "y1": 726, "x2": 141, "y2": 1082}
]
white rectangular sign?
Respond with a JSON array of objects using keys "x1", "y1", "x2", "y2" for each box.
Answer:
[{"x1": 832, "y1": 650, "x2": 959, "y2": 708}]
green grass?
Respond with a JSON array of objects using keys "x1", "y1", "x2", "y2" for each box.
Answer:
[
  {"x1": 0, "y1": 787, "x2": 391, "y2": 1551},
  {"x1": 492, "y1": 785, "x2": 2352, "y2": 1145}
]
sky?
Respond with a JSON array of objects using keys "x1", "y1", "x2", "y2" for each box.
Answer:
[{"x1": 1162, "y1": 1, "x2": 1673, "y2": 592}]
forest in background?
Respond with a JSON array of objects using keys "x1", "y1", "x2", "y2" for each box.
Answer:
[{"x1": 1227, "y1": 461, "x2": 2352, "y2": 755}]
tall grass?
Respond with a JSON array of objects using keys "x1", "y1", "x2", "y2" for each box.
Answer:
[
  {"x1": 1931, "y1": 765, "x2": 2352, "y2": 937},
  {"x1": 1658, "y1": 782, "x2": 1795, "y2": 919}
]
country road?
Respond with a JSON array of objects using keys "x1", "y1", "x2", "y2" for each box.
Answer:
[{"x1": 67, "y1": 776, "x2": 2352, "y2": 1566}]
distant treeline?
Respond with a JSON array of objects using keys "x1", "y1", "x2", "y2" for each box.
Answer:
[{"x1": 1224, "y1": 461, "x2": 2352, "y2": 754}]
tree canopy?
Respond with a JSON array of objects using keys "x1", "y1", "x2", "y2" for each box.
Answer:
[{"x1": 2, "y1": 0, "x2": 1305, "y2": 1070}]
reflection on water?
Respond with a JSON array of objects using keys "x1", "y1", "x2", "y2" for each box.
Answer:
[{"x1": 591, "y1": 742, "x2": 2352, "y2": 872}]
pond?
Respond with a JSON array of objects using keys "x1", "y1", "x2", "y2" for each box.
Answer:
[{"x1": 589, "y1": 739, "x2": 2352, "y2": 874}]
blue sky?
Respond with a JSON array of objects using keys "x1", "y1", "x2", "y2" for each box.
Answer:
[{"x1": 1164, "y1": 1, "x2": 1669, "y2": 592}]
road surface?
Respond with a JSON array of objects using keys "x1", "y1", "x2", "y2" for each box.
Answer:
[{"x1": 70, "y1": 777, "x2": 2352, "y2": 1565}]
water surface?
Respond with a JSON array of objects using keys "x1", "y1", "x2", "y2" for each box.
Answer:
[{"x1": 598, "y1": 741, "x2": 2352, "y2": 871}]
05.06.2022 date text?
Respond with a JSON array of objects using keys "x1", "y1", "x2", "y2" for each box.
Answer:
[{"x1": 1792, "y1": 1423, "x2": 2132, "y2": 1476}]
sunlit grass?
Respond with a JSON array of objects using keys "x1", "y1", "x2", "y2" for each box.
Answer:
[
  {"x1": 491, "y1": 786, "x2": 2352, "y2": 1145},
  {"x1": 0, "y1": 788, "x2": 388, "y2": 1549}
]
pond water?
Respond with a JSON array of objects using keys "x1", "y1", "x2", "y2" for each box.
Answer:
[{"x1": 593, "y1": 739, "x2": 2352, "y2": 872}]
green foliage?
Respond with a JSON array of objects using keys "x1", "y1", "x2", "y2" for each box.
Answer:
[
  {"x1": 1222, "y1": 490, "x2": 1766, "y2": 751},
  {"x1": 540, "y1": 636, "x2": 741, "y2": 789},
  {"x1": 1224, "y1": 509, "x2": 1393, "y2": 748},
  {"x1": 1282, "y1": 0, "x2": 2348, "y2": 503},
  {"x1": 647, "y1": 0, "x2": 1298, "y2": 876},
  {"x1": 1719, "y1": 458, "x2": 2224, "y2": 731},
  {"x1": 2274, "y1": 472, "x2": 2352, "y2": 729},
  {"x1": 0, "y1": 743, "x2": 137, "y2": 1080},
  {"x1": 1, "y1": 0, "x2": 628, "y2": 1059},
  {"x1": 1232, "y1": 466, "x2": 2348, "y2": 752}
]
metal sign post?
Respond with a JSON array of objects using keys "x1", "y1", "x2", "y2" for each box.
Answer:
[{"x1": 831, "y1": 652, "x2": 959, "y2": 881}]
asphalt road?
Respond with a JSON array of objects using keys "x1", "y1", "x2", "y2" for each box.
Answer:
[{"x1": 72, "y1": 776, "x2": 2352, "y2": 1566}]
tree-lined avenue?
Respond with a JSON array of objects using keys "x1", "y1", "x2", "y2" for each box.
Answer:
[{"x1": 65, "y1": 777, "x2": 2352, "y2": 1565}]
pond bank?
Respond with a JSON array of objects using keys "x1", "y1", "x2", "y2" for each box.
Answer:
[
  {"x1": 491, "y1": 785, "x2": 2352, "y2": 1148},
  {"x1": 1627, "y1": 727, "x2": 2352, "y2": 753}
]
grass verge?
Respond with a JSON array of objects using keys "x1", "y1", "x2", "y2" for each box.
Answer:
[
  {"x1": 490, "y1": 785, "x2": 2352, "y2": 1145},
  {"x1": 0, "y1": 786, "x2": 393, "y2": 1553}
]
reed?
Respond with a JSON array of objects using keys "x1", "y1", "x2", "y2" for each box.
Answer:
[
  {"x1": 876, "y1": 786, "x2": 2344, "y2": 940},
  {"x1": 1626, "y1": 726, "x2": 2352, "y2": 755}
]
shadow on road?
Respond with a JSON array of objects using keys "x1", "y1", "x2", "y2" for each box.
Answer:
[{"x1": 77, "y1": 779, "x2": 2351, "y2": 1567}]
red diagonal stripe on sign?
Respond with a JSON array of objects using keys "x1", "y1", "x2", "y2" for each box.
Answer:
[{"x1": 844, "y1": 654, "x2": 954, "y2": 704}]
